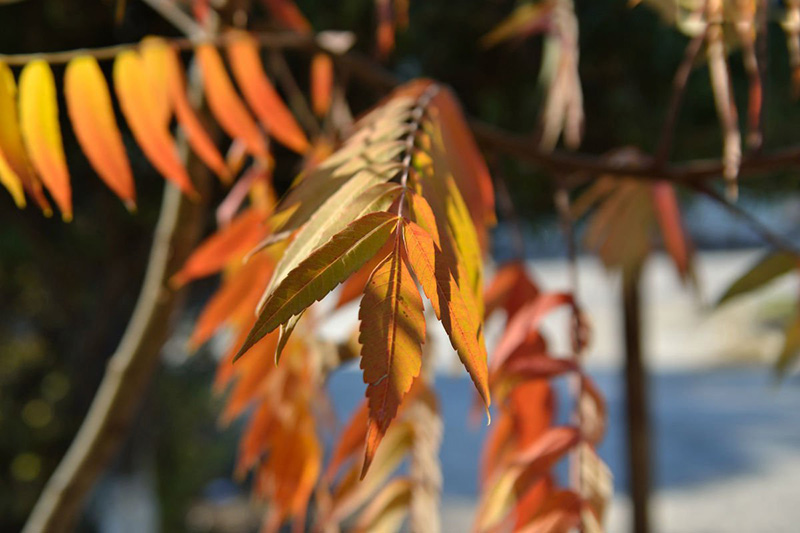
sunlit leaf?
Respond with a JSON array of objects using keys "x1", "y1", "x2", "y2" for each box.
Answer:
[
  {"x1": 402, "y1": 220, "x2": 490, "y2": 411},
  {"x1": 359, "y1": 239, "x2": 425, "y2": 477},
  {"x1": 237, "y1": 212, "x2": 400, "y2": 360},
  {"x1": 227, "y1": 31, "x2": 310, "y2": 154},
  {"x1": 143, "y1": 38, "x2": 230, "y2": 182},
  {"x1": 65, "y1": 56, "x2": 135, "y2": 209},
  {"x1": 195, "y1": 43, "x2": 269, "y2": 160},
  {"x1": 18, "y1": 60, "x2": 72, "y2": 220},
  {"x1": 0, "y1": 62, "x2": 26, "y2": 208},
  {"x1": 114, "y1": 50, "x2": 196, "y2": 195},
  {"x1": 310, "y1": 53, "x2": 333, "y2": 117}
]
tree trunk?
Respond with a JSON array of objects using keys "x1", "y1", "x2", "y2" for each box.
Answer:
[{"x1": 622, "y1": 264, "x2": 651, "y2": 533}]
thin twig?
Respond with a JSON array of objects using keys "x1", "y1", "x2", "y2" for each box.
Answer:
[
  {"x1": 0, "y1": 30, "x2": 313, "y2": 65},
  {"x1": 692, "y1": 182, "x2": 800, "y2": 256},
  {"x1": 3, "y1": 27, "x2": 800, "y2": 190},
  {"x1": 654, "y1": 33, "x2": 705, "y2": 167},
  {"x1": 268, "y1": 50, "x2": 321, "y2": 137},
  {"x1": 140, "y1": 0, "x2": 209, "y2": 39}
]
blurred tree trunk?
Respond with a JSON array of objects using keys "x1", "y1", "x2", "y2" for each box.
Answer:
[{"x1": 623, "y1": 264, "x2": 651, "y2": 533}]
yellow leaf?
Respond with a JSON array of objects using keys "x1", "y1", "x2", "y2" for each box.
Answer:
[
  {"x1": 142, "y1": 38, "x2": 230, "y2": 183},
  {"x1": 19, "y1": 60, "x2": 72, "y2": 220},
  {"x1": 65, "y1": 56, "x2": 135, "y2": 209},
  {"x1": 0, "y1": 61, "x2": 49, "y2": 213},
  {"x1": 113, "y1": 50, "x2": 196, "y2": 196}
]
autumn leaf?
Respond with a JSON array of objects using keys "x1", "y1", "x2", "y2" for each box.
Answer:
[
  {"x1": 402, "y1": 219, "x2": 490, "y2": 411},
  {"x1": 19, "y1": 60, "x2": 72, "y2": 220},
  {"x1": 359, "y1": 239, "x2": 426, "y2": 477},
  {"x1": 0, "y1": 62, "x2": 28, "y2": 208},
  {"x1": 237, "y1": 212, "x2": 400, "y2": 360},
  {"x1": 143, "y1": 38, "x2": 230, "y2": 182},
  {"x1": 717, "y1": 251, "x2": 798, "y2": 306},
  {"x1": 114, "y1": 50, "x2": 196, "y2": 196},
  {"x1": 310, "y1": 53, "x2": 333, "y2": 117},
  {"x1": 195, "y1": 43, "x2": 269, "y2": 161},
  {"x1": 227, "y1": 31, "x2": 310, "y2": 154},
  {"x1": 172, "y1": 208, "x2": 269, "y2": 286},
  {"x1": 65, "y1": 56, "x2": 135, "y2": 209}
]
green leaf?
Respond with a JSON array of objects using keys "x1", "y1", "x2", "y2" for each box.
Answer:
[
  {"x1": 236, "y1": 212, "x2": 400, "y2": 360},
  {"x1": 717, "y1": 252, "x2": 798, "y2": 306},
  {"x1": 263, "y1": 176, "x2": 401, "y2": 306}
]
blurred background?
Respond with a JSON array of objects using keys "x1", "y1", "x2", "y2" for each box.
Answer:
[{"x1": 1, "y1": 0, "x2": 800, "y2": 531}]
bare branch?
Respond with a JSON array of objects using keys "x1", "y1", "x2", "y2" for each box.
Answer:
[{"x1": 654, "y1": 33, "x2": 705, "y2": 167}]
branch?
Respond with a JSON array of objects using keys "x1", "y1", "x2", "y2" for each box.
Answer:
[
  {"x1": 3, "y1": 27, "x2": 800, "y2": 188},
  {"x1": 691, "y1": 182, "x2": 800, "y2": 257},
  {"x1": 22, "y1": 154, "x2": 210, "y2": 533},
  {"x1": 654, "y1": 33, "x2": 705, "y2": 167}
]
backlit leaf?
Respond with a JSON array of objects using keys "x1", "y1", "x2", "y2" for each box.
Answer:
[
  {"x1": 19, "y1": 60, "x2": 72, "y2": 220},
  {"x1": 264, "y1": 174, "x2": 400, "y2": 304},
  {"x1": 172, "y1": 208, "x2": 269, "y2": 286},
  {"x1": 144, "y1": 38, "x2": 230, "y2": 182},
  {"x1": 195, "y1": 43, "x2": 269, "y2": 160},
  {"x1": 717, "y1": 251, "x2": 798, "y2": 306},
  {"x1": 237, "y1": 212, "x2": 399, "y2": 360},
  {"x1": 227, "y1": 32, "x2": 309, "y2": 154},
  {"x1": 402, "y1": 220, "x2": 490, "y2": 411},
  {"x1": 359, "y1": 240, "x2": 425, "y2": 477},
  {"x1": 310, "y1": 53, "x2": 333, "y2": 117},
  {"x1": 0, "y1": 62, "x2": 26, "y2": 207},
  {"x1": 65, "y1": 56, "x2": 135, "y2": 208},
  {"x1": 114, "y1": 50, "x2": 196, "y2": 195}
]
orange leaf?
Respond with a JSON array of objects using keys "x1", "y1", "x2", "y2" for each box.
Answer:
[
  {"x1": 261, "y1": 0, "x2": 311, "y2": 33},
  {"x1": 484, "y1": 262, "x2": 540, "y2": 318},
  {"x1": 652, "y1": 181, "x2": 693, "y2": 282},
  {"x1": 226, "y1": 32, "x2": 310, "y2": 154},
  {"x1": 402, "y1": 220, "x2": 490, "y2": 411},
  {"x1": 517, "y1": 490, "x2": 582, "y2": 533},
  {"x1": 375, "y1": 0, "x2": 395, "y2": 58},
  {"x1": 512, "y1": 426, "x2": 580, "y2": 470},
  {"x1": 195, "y1": 43, "x2": 269, "y2": 161},
  {"x1": 143, "y1": 38, "x2": 230, "y2": 182},
  {"x1": 310, "y1": 53, "x2": 333, "y2": 117},
  {"x1": 189, "y1": 253, "x2": 274, "y2": 348},
  {"x1": 113, "y1": 50, "x2": 197, "y2": 196},
  {"x1": 65, "y1": 56, "x2": 136, "y2": 209},
  {"x1": 139, "y1": 37, "x2": 172, "y2": 127},
  {"x1": 359, "y1": 240, "x2": 425, "y2": 478},
  {"x1": 171, "y1": 209, "x2": 268, "y2": 286},
  {"x1": 172, "y1": 208, "x2": 269, "y2": 286},
  {"x1": 18, "y1": 60, "x2": 72, "y2": 220},
  {"x1": 326, "y1": 400, "x2": 369, "y2": 481}
]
